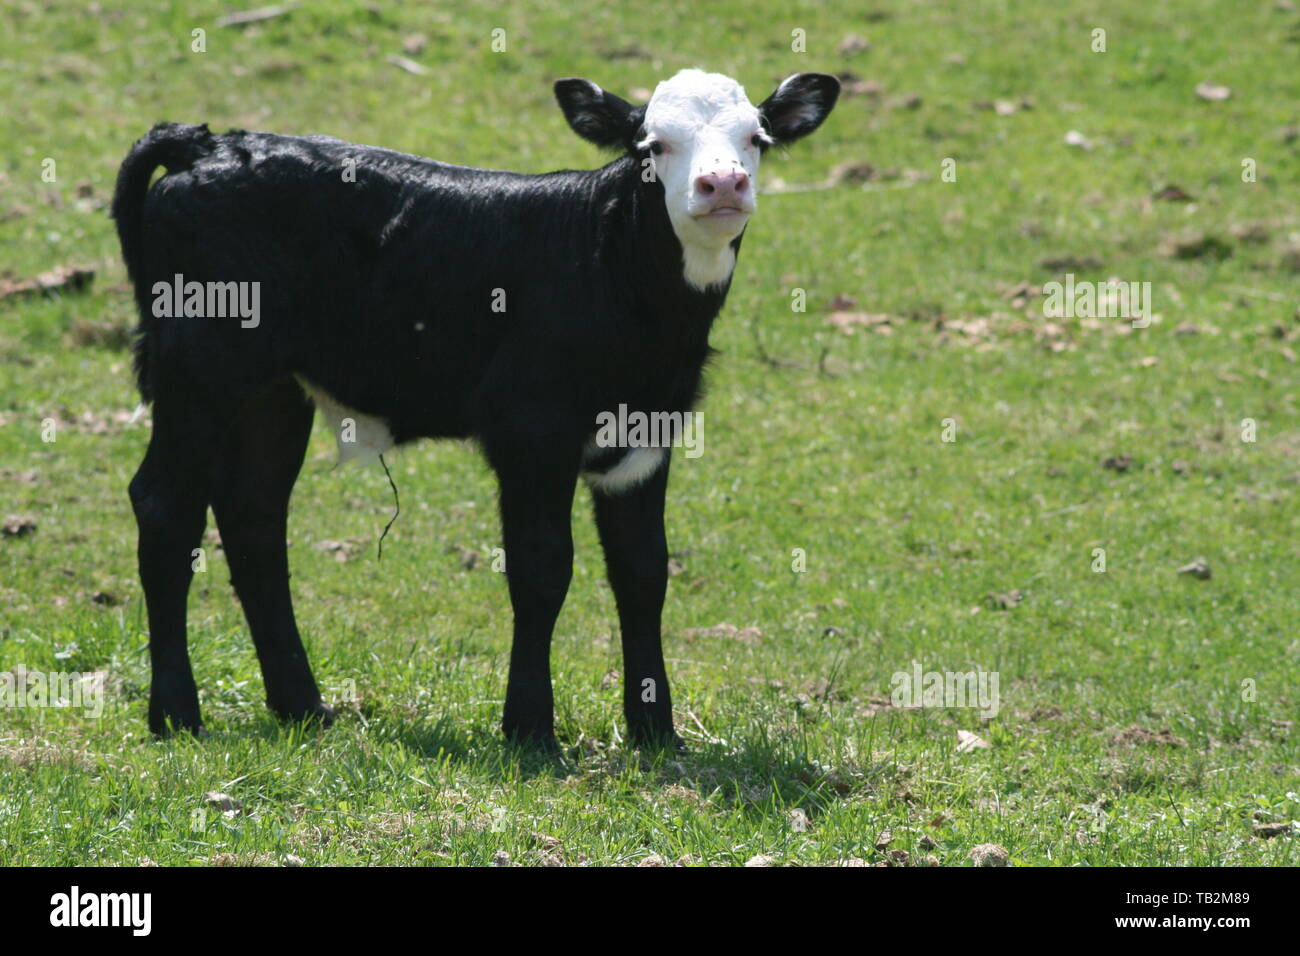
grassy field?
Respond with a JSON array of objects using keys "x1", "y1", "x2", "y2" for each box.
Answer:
[{"x1": 1, "y1": 0, "x2": 1297, "y2": 866}]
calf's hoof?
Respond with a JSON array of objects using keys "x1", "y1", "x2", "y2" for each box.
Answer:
[
  {"x1": 503, "y1": 725, "x2": 562, "y2": 757},
  {"x1": 273, "y1": 699, "x2": 336, "y2": 728},
  {"x1": 149, "y1": 700, "x2": 204, "y2": 738},
  {"x1": 628, "y1": 727, "x2": 688, "y2": 754},
  {"x1": 149, "y1": 713, "x2": 206, "y2": 738}
]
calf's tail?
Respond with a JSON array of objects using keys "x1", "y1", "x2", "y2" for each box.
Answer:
[{"x1": 111, "y1": 123, "x2": 215, "y2": 402}]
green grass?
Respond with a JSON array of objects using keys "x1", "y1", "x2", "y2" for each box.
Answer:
[{"x1": 1, "y1": 0, "x2": 1297, "y2": 866}]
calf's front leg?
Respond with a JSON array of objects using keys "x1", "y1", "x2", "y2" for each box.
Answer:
[
  {"x1": 495, "y1": 455, "x2": 578, "y2": 752},
  {"x1": 591, "y1": 457, "x2": 682, "y2": 750}
]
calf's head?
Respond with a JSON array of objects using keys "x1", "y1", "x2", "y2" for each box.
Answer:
[{"x1": 555, "y1": 69, "x2": 840, "y2": 289}]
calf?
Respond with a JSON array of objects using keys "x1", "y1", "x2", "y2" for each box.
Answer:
[{"x1": 112, "y1": 69, "x2": 839, "y2": 751}]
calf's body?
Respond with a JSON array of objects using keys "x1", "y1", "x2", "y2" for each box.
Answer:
[{"x1": 112, "y1": 70, "x2": 838, "y2": 749}]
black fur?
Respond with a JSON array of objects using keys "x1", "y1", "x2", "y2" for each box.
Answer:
[{"x1": 112, "y1": 73, "x2": 838, "y2": 749}]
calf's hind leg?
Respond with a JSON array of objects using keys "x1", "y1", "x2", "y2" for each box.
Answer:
[
  {"x1": 210, "y1": 378, "x2": 333, "y2": 726},
  {"x1": 130, "y1": 405, "x2": 214, "y2": 735}
]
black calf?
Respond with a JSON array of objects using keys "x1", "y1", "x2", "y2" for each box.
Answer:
[{"x1": 112, "y1": 70, "x2": 838, "y2": 750}]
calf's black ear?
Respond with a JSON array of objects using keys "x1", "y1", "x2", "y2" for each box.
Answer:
[
  {"x1": 757, "y1": 73, "x2": 840, "y2": 145},
  {"x1": 554, "y1": 78, "x2": 644, "y2": 150}
]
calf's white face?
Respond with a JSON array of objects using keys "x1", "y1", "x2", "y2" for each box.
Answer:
[
  {"x1": 555, "y1": 69, "x2": 840, "y2": 290},
  {"x1": 639, "y1": 71, "x2": 766, "y2": 286}
]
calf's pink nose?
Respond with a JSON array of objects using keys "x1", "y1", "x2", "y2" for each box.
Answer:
[{"x1": 694, "y1": 170, "x2": 750, "y2": 208}]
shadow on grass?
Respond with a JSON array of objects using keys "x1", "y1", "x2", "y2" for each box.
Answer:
[
  {"x1": 173, "y1": 699, "x2": 908, "y2": 821},
  {"x1": 348, "y1": 707, "x2": 907, "y2": 816},
  {"x1": 639, "y1": 737, "x2": 904, "y2": 820}
]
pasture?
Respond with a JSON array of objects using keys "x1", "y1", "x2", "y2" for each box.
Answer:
[{"x1": 0, "y1": 0, "x2": 1297, "y2": 865}]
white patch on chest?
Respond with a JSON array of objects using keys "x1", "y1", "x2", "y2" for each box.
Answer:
[
  {"x1": 582, "y1": 444, "x2": 666, "y2": 495},
  {"x1": 294, "y1": 375, "x2": 395, "y2": 466},
  {"x1": 681, "y1": 244, "x2": 737, "y2": 290}
]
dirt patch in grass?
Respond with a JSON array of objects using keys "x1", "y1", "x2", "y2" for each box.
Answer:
[
  {"x1": 0, "y1": 739, "x2": 98, "y2": 771},
  {"x1": 1111, "y1": 725, "x2": 1188, "y2": 748}
]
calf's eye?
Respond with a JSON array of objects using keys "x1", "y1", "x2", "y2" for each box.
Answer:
[
  {"x1": 649, "y1": 141, "x2": 664, "y2": 155},
  {"x1": 750, "y1": 133, "x2": 763, "y2": 147}
]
